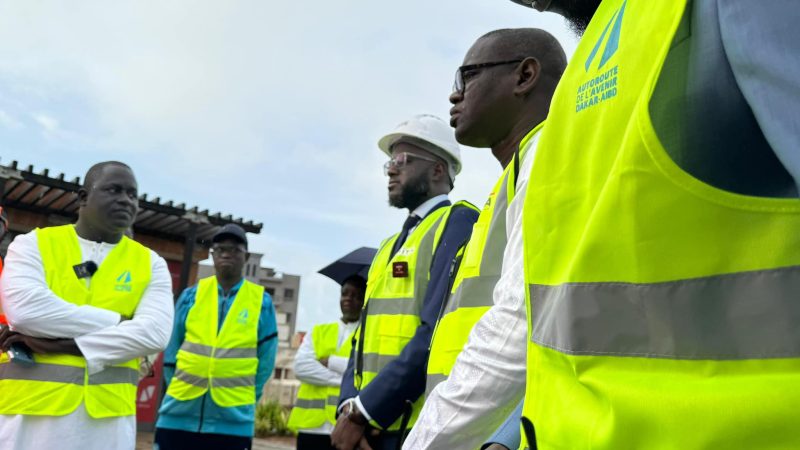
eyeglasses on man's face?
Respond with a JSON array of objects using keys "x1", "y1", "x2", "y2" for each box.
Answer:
[
  {"x1": 383, "y1": 152, "x2": 439, "y2": 176},
  {"x1": 211, "y1": 245, "x2": 246, "y2": 256},
  {"x1": 453, "y1": 59, "x2": 525, "y2": 95}
]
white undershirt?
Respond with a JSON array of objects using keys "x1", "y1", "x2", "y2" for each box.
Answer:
[
  {"x1": 403, "y1": 133, "x2": 540, "y2": 449},
  {"x1": 294, "y1": 319, "x2": 360, "y2": 435},
  {"x1": 0, "y1": 229, "x2": 174, "y2": 450}
]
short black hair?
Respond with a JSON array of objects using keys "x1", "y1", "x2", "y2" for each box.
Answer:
[
  {"x1": 342, "y1": 275, "x2": 367, "y2": 291},
  {"x1": 83, "y1": 161, "x2": 133, "y2": 191},
  {"x1": 478, "y1": 28, "x2": 568, "y2": 82}
]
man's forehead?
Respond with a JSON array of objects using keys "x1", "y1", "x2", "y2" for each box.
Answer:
[
  {"x1": 463, "y1": 36, "x2": 501, "y2": 64},
  {"x1": 95, "y1": 166, "x2": 137, "y2": 186},
  {"x1": 391, "y1": 141, "x2": 435, "y2": 158}
]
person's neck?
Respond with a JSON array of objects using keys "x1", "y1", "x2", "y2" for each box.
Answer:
[
  {"x1": 74, "y1": 220, "x2": 123, "y2": 244},
  {"x1": 491, "y1": 107, "x2": 548, "y2": 168},
  {"x1": 341, "y1": 316, "x2": 359, "y2": 324},
  {"x1": 407, "y1": 192, "x2": 446, "y2": 214},
  {"x1": 218, "y1": 276, "x2": 243, "y2": 293}
]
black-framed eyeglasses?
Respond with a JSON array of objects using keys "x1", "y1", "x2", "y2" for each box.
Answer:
[
  {"x1": 383, "y1": 152, "x2": 439, "y2": 176},
  {"x1": 211, "y1": 245, "x2": 246, "y2": 256},
  {"x1": 453, "y1": 59, "x2": 524, "y2": 94}
]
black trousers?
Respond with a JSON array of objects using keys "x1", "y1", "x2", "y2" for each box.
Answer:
[
  {"x1": 364, "y1": 430, "x2": 402, "y2": 450},
  {"x1": 154, "y1": 427, "x2": 253, "y2": 450},
  {"x1": 296, "y1": 432, "x2": 336, "y2": 450}
]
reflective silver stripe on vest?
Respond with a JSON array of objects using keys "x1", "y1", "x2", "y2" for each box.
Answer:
[
  {"x1": 180, "y1": 342, "x2": 214, "y2": 356},
  {"x1": 88, "y1": 366, "x2": 139, "y2": 386},
  {"x1": 215, "y1": 348, "x2": 257, "y2": 359},
  {"x1": 327, "y1": 395, "x2": 339, "y2": 406},
  {"x1": 295, "y1": 398, "x2": 326, "y2": 409},
  {"x1": 444, "y1": 276, "x2": 500, "y2": 314},
  {"x1": 530, "y1": 266, "x2": 800, "y2": 360},
  {"x1": 180, "y1": 342, "x2": 256, "y2": 359},
  {"x1": 0, "y1": 362, "x2": 84, "y2": 385},
  {"x1": 212, "y1": 376, "x2": 255, "y2": 388},
  {"x1": 479, "y1": 171, "x2": 510, "y2": 275},
  {"x1": 365, "y1": 297, "x2": 417, "y2": 316},
  {"x1": 443, "y1": 172, "x2": 509, "y2": 315},
  {"x1": 362, "y1": 352, "x2": 401, "y2": 374},
  {"x1": 425, "y1": 373, "x2": 448, "y2": 397},
  {"x1": 175, "y1": 369, "x2": 209, "y2": 388}
]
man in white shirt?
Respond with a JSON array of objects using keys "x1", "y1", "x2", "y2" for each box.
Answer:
[
  {"x1": 288, "y1": 275, "x2": 365, "y2": 450},
  {"x1": 404, "y1": 28, "x2": 566, "y2": 449},
  {"x1": 0, "y1": 161, "x2": 174, "y2": 450}
]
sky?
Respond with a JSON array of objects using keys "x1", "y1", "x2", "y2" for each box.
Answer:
[{"x1": 0, "y1": 1, "x2": 577, "y2": 333}]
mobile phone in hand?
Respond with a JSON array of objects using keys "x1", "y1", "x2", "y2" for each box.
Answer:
[{"x1": 1, "y1": 325, "x2": 36, "y2": 366}]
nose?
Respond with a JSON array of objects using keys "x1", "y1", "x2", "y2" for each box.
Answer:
[{"x1": 449, "y1": 90, "x2": 463, "y2": 105}]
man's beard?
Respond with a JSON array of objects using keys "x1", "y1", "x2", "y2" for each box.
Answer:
[
  {"x1": 558, "y1": 0, "x2": 602, "y2": 36},
  {"x1": 389, "y1": 172, "x2": 430, "y2": 209}
]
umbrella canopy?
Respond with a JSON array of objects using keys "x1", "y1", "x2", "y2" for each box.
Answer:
[{"x1": 318, "y1": 246, "x2": 377, "y2": 285}]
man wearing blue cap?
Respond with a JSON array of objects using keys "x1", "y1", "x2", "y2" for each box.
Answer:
[{"x1": 155, "y1": 223, "x2": 279, "y2": 450}]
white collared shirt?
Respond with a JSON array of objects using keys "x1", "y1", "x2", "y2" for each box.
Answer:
[
  {"x1": 403, "y1": 133, "x2": 540, "y2": 449},
  {"x1": 408, "y1": 194, "x2": 449, "y2": 233}
]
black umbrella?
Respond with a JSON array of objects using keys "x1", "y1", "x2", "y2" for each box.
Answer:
[{"x1": 318, "y1": 246, "x2": 377, "y2": 285}]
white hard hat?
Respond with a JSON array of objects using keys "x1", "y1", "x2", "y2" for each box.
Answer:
[{"x1": 378, "y1": 114, "x2": 463, "y2": 182}]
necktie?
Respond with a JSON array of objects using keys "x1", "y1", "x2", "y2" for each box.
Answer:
[{"x1": 390, "y1": 214, "x2": 421, "y2": 258}]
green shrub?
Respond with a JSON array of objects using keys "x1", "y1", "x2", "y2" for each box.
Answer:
[{"x1": 255, "y1": 400, "x2": 293, "y2": 437}]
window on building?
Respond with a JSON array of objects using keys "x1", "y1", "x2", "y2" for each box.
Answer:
[{"x1": 284, "y1": 288, "x2": 294, "y2": 300}]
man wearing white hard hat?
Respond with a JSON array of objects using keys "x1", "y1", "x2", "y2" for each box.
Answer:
[{"x1": 331, "y1": 114, "x2": 479, "y2": 450}]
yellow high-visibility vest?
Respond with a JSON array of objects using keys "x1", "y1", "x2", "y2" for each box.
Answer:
[
  {"x1": 426, "y1": 125, "x2": 541, "y2": 396},
  {"x1": 521, "y1": 0, "x2": 800, "y2": 448},
  {"x1": 354, "y1": 201, "x2": 478, "y2": 431},
  {"x1": 287, "y1": 322, "x2": 354, "y2": 431},
  {"x1": 166, "y1": 276, "x2": 263, "y2": 408},
  {"x1": 0, "y1": 225, "x2": 150, "y2": 418}
]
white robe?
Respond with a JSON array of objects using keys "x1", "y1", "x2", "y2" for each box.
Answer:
[{"x1": 0, "y1": 229, "x2": 174, "y2": 450}]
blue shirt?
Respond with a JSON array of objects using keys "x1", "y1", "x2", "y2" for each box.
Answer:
[
  {"x1": 481, "y1": 401, "x2": 522, "y2": 450},
  {"x1": 156, "y1": 278, "x2": 279, "y2": 437}
]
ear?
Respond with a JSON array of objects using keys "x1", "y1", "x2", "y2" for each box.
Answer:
[
  {"x1": 430, "y1": 162, "x2": 447, "y2": 183},
  {"x1": 77, "y1": 188, "x2": 89, "y2": 207},
  {"x1": 513, "y1": 57, "x2": 541, "y2": 97}
]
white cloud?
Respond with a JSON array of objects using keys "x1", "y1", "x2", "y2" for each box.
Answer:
[
  {"x1": 31, "y1": 112, "x2": 59, "y2": 133},
  {"x1": 0, "y1": 110, "x2": 23, "y2": 130}
]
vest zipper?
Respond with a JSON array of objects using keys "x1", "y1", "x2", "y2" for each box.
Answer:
[
  {"x1": 428, "y1": 239, "x2": 468, "y2": 353},
  {"x1": 197, "y1": 392, "x2": 208, "y2": 432}
]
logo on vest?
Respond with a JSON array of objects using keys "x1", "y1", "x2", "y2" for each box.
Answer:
[
  {"x1": 115, "y1": 271, "x2": 132, "y2": 292},
  {"x1": 397, "y1": 247, "x2": 414, "y2": 257},
  {"x1": 576, "y1": 0, "x2": 626, "y2": 113},
  {"x1": 237, "y1": 309, "x2": 249, "y2": 325}
]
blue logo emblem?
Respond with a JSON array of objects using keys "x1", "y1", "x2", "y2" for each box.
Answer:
[
  {"x1": 237, "y1": 309, "x2": 249, "y2": 325},
  {"x1": 585, "y1": 0, "x2": 626, "y2": 72},
  {"x1": 575, "y1": 0, "x2": 626, "y2": 113},
  {"x1": 115, "y1": 271, "x2": 132, "y2": 292}
]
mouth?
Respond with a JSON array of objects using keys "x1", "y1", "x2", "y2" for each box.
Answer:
[
  {"x1": 112, "y1": 209, "x2": 133, "y2": 219},
  {"x1": 449, "y1": 109, "x2": 461, "y2": 127},
  {"x1": 387, "y1": 180, "x2": 399, "y2": 191}
]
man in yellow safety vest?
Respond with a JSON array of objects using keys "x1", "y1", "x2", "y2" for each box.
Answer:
[
  {"x1": 332, "y1": 114, "x2": 479, "y2": 450},
  {"x1": 409, "y1": 1, "x2": 800, "y2": 448},
  {"x1": 156, "y1": 223, "x2": 278, "y2": 450},
  {"x1": 288, "y1": 274, "x2": 366, "y2": 450},
  {"x1": 0, "y1": 161, "x2": 174, "y2": 450}
]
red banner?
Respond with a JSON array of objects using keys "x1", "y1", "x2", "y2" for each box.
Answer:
[{"x1": 136, "y1": 352, "x2": 164, "y2": 426}]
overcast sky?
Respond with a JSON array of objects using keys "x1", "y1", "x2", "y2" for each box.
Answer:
[{"x1": 0, "y1": 1, "x2": 577, "y2": 332}]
